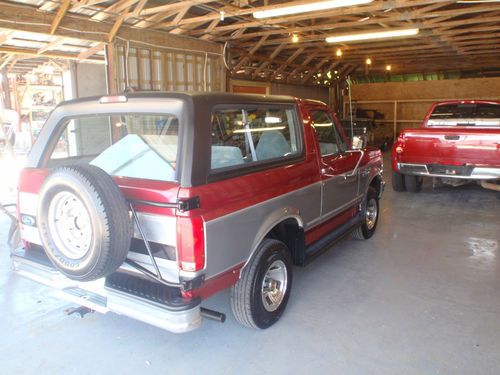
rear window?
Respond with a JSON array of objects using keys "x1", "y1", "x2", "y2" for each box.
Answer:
[
  {"x1": 427, "y1": 103, "x2": 500, "y2": 127},
  {"x1": 47, "y1": 113, "x2": 179, "y2": 182},
  {"x1": 210, "y1": 105, "x2": 301, "y2": 170}
]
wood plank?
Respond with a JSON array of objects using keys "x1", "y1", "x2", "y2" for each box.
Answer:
[
  {"x1": 183, "y1": 0, "x2": 455, "y2": 35},
  {"x1": 78, "y1": 42, "x2": 105, "y2": 60},
  {"x1": 0, "y1": 2, "x2": 222, "y2": 55},
  {"x1": 37, "y1": 37, "x2": 63, "y2": 54},
  {"x1": 91, "y1": 0, "x2": 139, "y2": 22},
  {"x1": 0, "y1": 46, "x2": 105, "y2": 63},
  {"x1": 50, "y1": 0, "x2": 71, "y2": 35}
]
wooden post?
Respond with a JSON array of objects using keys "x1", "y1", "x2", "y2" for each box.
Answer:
[{"x1": 105, "y1": 43, "x2": 119, "y2": 94}]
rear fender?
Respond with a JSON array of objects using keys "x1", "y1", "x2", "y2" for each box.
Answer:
[{"x1": 240, "y1": 208, "x2": 303, "y2": 275}]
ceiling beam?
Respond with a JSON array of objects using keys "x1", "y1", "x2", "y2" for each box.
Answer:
[
  {"x1": 37, "y1": 37, "x2": 63, "y2": 54},
  {"x1": 77, "y1": 42, "x2": 105, "y2": 60},
  {"x1": 0, "y1": 46, "x2": 105, "y2": 63},
  {"x1": 50, "y1": 0, "x2": 71, "y2": 35},
  {"x1": 0, "y1": 2, "x2": 221, "y2": 55}
]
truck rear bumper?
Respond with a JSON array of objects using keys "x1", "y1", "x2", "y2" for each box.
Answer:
[
  {"x1": 397, "y1": 163, "x2": 500, "y2": 180},
  {"x1": 11, "y1": 248, "x2": 202, "y2": 334}
]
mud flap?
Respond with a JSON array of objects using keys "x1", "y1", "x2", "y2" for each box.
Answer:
[{"x1": 1, "y1": 203, "x2": 20, "y2": 251}]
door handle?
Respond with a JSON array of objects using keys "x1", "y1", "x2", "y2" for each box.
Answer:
[{"x1": 444, "y1": 135, "x2": 460, "y2": 141}]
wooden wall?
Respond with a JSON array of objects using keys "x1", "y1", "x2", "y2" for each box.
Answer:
[{"x1": 347, "y1": 77, "x2": 500, "y2": 136}]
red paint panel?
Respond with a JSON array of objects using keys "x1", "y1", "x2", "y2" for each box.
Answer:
[
  {"x1": 179, "y1": 156, "x2": 320, "y2": 222},
  {"x1": 305, "y1": 207, "x2": 358, "y2": 246},
  {"x1": 18, "y1": 168, "x2": 180, "y2": 216},
  {"x1": 232, "y1": 85, "x2": 267, "y2": 94},
  {"x1": 18, "y1": 168, "x2": 49, "y2": 193},
  {"x1": 183, "y1": 263, "x2": 244, "y2": 300},
  {"x1": 392, "y1": 100, "x2": 500, "y2": 171}
]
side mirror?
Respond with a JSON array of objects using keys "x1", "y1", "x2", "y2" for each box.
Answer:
[{"x1": 350, "y1": 135, "x2": 365, "y2": 150}]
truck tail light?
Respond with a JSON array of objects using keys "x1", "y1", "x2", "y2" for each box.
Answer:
[
  {"x1": 394, "y1": 134, "x2": 405, "y2": 155},
  {"x1": 176, "y1": 216, "x2": 205, "y2": 272}
]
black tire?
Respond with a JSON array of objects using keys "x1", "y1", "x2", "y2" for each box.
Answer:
[
  {"x1": 392, "y1": 170, "x2": 405, "y2": 192},
  {"x1": 231, "y1": 239, "x2": 293, "y2": 329},
  {"x1": 405, "y1": 175, "x2": 423, "y2": 193},
  {"x1": 352, "y1": 187, "x2": 379, "y2": 240},
  {"x1": 37, "y1": 165, "x2": 132, "y2": 281}
]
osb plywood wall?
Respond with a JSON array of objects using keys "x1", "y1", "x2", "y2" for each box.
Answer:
[
  {"x1": 351, "y1": 77, "x2": 500, "y2": 101},
  {"x1": 348, "y1": 77, "x2": 500, "y2": 133}
]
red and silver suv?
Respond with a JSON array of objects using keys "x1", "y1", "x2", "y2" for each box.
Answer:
[{"x1": 11, "y1": 93, "x2": 384, "y2": 333}]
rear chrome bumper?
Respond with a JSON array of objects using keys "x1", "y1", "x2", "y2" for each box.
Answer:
[
  {"x1": 11, "y1": 249, "x2": 202, "y2": 334},
  {"x1": 398, "y1": 163, "x2": 500, "y2": 180}
]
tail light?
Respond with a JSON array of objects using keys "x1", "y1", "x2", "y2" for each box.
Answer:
[
  {"x1": 394, "y1": 134, "x2": 405, "y2": 155},
  {"x1": 176, "y1": 216, "x2": 205, "y2": 272}
]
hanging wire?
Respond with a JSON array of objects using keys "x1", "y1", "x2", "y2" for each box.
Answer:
[
  {"x1": 347, "y1": 75, "x2": 354, "y2": 146},
  {"x1": 203, "y1": 52, "x2": 208, "y2": 92}
]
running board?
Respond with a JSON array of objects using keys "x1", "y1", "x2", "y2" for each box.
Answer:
[{"x1": 304, "y1": 213, "x2": 363, "y2": 265}]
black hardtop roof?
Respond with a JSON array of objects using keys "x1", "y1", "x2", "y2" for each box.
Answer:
[{"x1": 58, "y1": 91, "x2": 299, "y2": 108}]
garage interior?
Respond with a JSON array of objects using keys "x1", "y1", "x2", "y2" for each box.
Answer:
[{"x1": 0, "y1": 0, "x2": 499, "y2": 373}]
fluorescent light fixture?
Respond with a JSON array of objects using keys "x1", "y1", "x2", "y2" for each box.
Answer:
[
  {"x1": 234, "y1": 126, "x2": 285, "y2": 134},
  {"x1": 326, "y1": 28, "x2": 419, "y2": 43},
  {"x1": 313, "y1": 122, "x2": 333, "y2": 127},
  {"x1": 253, "y1": 0, "x2": 373, "y2": 19}
]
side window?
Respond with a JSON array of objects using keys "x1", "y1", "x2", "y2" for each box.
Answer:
[
  {"x1": 310, "y1": 110, "x2": 346, "y2": 156},
  {"x1": 47, "y1": 114, "x2": 179, "y2": 182},
  {"x1": 210, "y1": 105, "x2": 300, "y2": 170}
]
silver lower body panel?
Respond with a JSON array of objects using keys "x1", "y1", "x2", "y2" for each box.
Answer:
[
  {"x1": 11, "y1": 250, "x2": 202, "y2": 334},
  {"x1": 398, "y1": 163, "x2": 500, "y2": 180}
]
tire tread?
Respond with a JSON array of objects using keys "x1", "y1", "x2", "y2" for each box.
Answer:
[{"x1": 231, "y1": 239, "x2": 288, "y2": 329}]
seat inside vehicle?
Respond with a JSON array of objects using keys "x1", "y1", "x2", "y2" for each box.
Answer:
[{"x1": 255, "y1": 130, "x2": 291, "y2": 160}]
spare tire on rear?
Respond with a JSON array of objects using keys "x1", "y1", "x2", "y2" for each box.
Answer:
[{"x1": 37, "y1": 164, "x2": 132, "y2": 281}]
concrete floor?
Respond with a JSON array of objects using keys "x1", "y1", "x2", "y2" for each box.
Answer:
[{"x1": 1, "y1": 164, "x2": 499, "y2": 374}]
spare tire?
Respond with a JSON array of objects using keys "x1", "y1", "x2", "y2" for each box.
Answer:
[{"x1": 37, "y1": 165, "x2": 132, "y2": 281}]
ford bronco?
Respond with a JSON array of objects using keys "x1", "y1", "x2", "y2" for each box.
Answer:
[{"x1": 11, "y1": 92, "x2": 384, "y2": 333}]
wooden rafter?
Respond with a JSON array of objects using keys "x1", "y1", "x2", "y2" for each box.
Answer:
[
  {"x1": 50, "y1": 0, "x2": 71, "y2": 35},
  {"x1": 37, "y1": 37, "x2": 63, "y2": 54},
  {"x1": 0, "y1": 0, "x2": 499, "y2": 81},
  {"x1": 78, "y1": 42, "x2": 105, "y2": 60}
]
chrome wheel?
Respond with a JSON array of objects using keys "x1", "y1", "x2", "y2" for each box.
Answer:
[
  {"x1": 365, "y1": 197, "x2": 378, "y2": 231},
  {"x1": 261, "y1": 260, "x2": 288, "y2": 312},
  {"x1": 47, "y1": 191, "x2": 92, "y2": 259}
]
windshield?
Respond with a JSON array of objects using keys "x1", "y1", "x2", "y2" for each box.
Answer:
[
  {"x1": 48, "y1": 113, "x2": 179, "y2": 182},
  {"x1": 427, "y1": 103, "x2": 500, "y2": 127}
]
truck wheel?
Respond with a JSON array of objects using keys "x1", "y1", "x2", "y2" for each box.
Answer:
[
  {"x1": 231, "y1": 239, "x2": 293, "y2": 329},
  {"x1": 392, "y1": 171, "x2": 405, "y2": 192},
  {"x1": 37, "y1": 165, "x2": 132, "y2": 281},
  {"x1": 352, "y1": 187, "x2": 379, "y2": 240},
  {"x1": 405, "y1": 175, "x2": 423, "y2": 193}
]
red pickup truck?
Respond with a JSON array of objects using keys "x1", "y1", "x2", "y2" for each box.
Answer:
[
  {"x1": 10, "y1": 93, "x2": 384, "y2": 333},
  {"x1": 391, "y1": 100, "x2": 500, "y2": 193}
]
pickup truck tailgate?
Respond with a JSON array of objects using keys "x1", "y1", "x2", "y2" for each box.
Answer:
[{"x1": 400, "y1": 128, "x2": 500, "y2": 167}]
